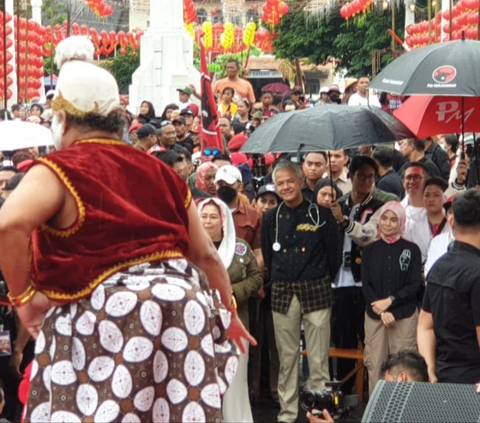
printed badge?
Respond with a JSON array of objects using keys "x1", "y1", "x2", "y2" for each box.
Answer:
[{"x1": 235, "y1": 242, "x2": 247, "y2": 256}]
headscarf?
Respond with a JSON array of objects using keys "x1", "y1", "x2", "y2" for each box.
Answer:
[
  {"x1": 195, "y1": 162, "x2": 218, "y2": 193},
  {"x1": 197, "y1": 198, "x2": 236, "y2": 269},
  {"x1": 378, "y1": 201, "x2": 406, "y2": 244},
  {"x1": 160, "y1": 103, "x2": 179, "y2": 121},
  {"x1": 313, "y1": 178, "x2": 343, "y2": 205},
  {"x1": 139, "y1": 100, "x2": 156, "y2": 122}
]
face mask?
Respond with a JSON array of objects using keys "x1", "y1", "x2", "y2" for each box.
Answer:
[
  {"x1": 51, "y1": 113, "x2": 64, "y2": 151},
  {"x1": 217, "y1": 186, "x2": 237, "y2": 204}
]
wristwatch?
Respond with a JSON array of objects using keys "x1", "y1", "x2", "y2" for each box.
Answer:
[{"x1": 389, "y1": 295, "x2": 396, "y2": 305}]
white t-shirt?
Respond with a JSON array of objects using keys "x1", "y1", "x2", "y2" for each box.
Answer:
[
  {"x1": 424, "y1": 229, "x2": 454, "y2": 277},
  {"x1": 348, "y1": 92, "x2": 381, "y2": 108}
]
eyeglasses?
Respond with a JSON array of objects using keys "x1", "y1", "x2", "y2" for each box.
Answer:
[
  {"x1": 404, "y1": 175, "x2": 423, "y2": 182},
  {"x1": 355, "y1": 174, "x2": 375, "y2": 182},
  {"x1": 203, "y1": 149, "x2": 221, "y2": 157}
]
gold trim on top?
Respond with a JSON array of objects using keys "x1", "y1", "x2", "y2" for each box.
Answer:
[
  {"x1": 37, "y1": 158, "x2": 86, "y2": 238},
  {"x1": 40, "y1": 250, "x2": 184, "y2": 301},
  {"x1": 78, "y1": 138, "x2": 126, "y2": 147},
  {"x1": 185, "y1": 189, "x2": 193, "y2": 209},
  {"x1": 52, "y1": 91, "x2": 100, "y2": 117}
]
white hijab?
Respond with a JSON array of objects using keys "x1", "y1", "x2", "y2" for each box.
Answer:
[{"x1": 197, "y1": 198, "x2": 236, "y2": 269}]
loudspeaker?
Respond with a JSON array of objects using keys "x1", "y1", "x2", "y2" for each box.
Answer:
[{"x1": 362, "y1": 380, "x2": 480, "y2": 422}]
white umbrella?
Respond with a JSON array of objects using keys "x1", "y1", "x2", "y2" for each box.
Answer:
[{"x1": 0, "y1": 120, "x2": 53, "y2": 151}]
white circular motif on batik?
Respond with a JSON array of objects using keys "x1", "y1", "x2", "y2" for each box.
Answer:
[
  {"x1": 123, "y1": 337, "x2": 154, "y2": 363},
  {"x1": 94, "y1": 400, "x2": 120, "y2": 423},
  {"x1": 29, "y1": 402, "x2": 51, "y2": 423},
  {"x1": 224, "y1": 356, "x2": 239, "y2": 386},
  {"x1": 49, "y1": 335, "x2": 56, "y2": 360},
  {"x1": 152, "y1": 398, "x2": 170, "y2": 423},
  {"x1": 151, "y1": 284, "x2": 185, "y2": 301},
  {"x1": 122, "y1": 413, "x2": 141, "y2": 423},
  {"x1": 214, "y1": 340, "x2": 232, "y2": 354},
  {"x1": 70, "y1": 303, "x2": 78, "y2": 319},
  {"x1": 111, "y1": 365, "x2": 133, "y2": 399},
  {"x1": 76, "y1": 383, "x2": 98, "y2": 416},
  {"x1": 196, "y1": 292, "x2": 207, "y2": 307},
  {"x1": 71, "y1": 337, "x2": 86, "y2": 371},
  {"x1": 105, "y1": 291, "x2": 138, "y2": 317},
  {"x1": 184, "y1": 301, "x2": 205, "y2": 335},
  {"x1": 184, "y1": 351, "x2": 206, "y2": 386},
  {"x1": 87, "y1": 356, "x2": 115, "y2": 382},
  {"x1": 90, "y1": 284, "x2": 106, "y2": 310},
  {"x1": 140, "y1": 300, "x2": 162, "y2": 336},
  {"x1": 51, "y1": 360, "x2": 77, "y2": 385},
  {"x1": 200, "y1": 334, "x2": 214, "y2": 358},
  {"x1": 153, "y1": 350, "x2": 168, "y2": 383},
  {"x1": 30, "y1": 359, "x2": 39, "y2": 380},
  {"x1": 182, "y1": 402, "x2": 206, "y2": 423},
  {"x1": 45, "y1": 307, "x2": 56, "y2": 319},
  {"x1": 75, "y1": 311, "x2": 96, "y2": 336},
  {"x1": 42, "y1": 365, "x2": 52, "y2": 393},
  {"x1": 217, "y1": 375, "x2": 227, "y2": 395},
  {"x1": 167, "y1": 277, "x2": 192, "y2": 290},
  {"x1": 168, "y1": 259, "x2": 188, "y2": 274},
  {"x1": 51, "y1": 411, "x2": 81, "y2": 423},
  {"x1": 161, "y1": 327, "x2": 188, "y2": 353},
  {"x1": 124, "y1": 275, "x2": 155, "y2": 291},
  {"x1": 189, "y1": 268, "x2": 201, "y2": 289},
  {"x1": 98, "y1": 320, "x2": 124, "y2": 353},
  {"x1": 133, "y1": 386, "x2": 155, "y2": 412},
  {"x1": 34, "y1": 330, "x2": 46, "y2": 354},
  {"x1": 166, "y1": 379, "x2": 188, "y2": 404},
  {"x1": 55, "y1": 315, "x2": 73, "y2": 337},
  {"x1": 218, "y1": 309, "x2": 231, "y2": 331},
  {"x1": 200, "y1": 383, "x2": 221, "y2": 409}
]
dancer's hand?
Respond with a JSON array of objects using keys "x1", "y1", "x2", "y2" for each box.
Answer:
[
  {"x1": 16, "y1": 291, "x2": 59, "y2": 340},
  {"x1": 228, "y1": 312, "x2": 257, "y2": 354}
]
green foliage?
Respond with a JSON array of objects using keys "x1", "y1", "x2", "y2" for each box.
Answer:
[
  {"x1": 42, "y1": 0, "x2": 68, "y2": 26},
  {"x1": 102, "y1": 48, "x2": 140, "y2": 93},
  {"x1": 273, "y1": 6, "x2": 405, "y2": 76}
]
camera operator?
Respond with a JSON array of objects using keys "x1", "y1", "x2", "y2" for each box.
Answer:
[{"x1": 306, "y1": 350, "x2": 428, "y2": 423}]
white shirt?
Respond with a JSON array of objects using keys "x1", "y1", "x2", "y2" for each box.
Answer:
[
  {"x1": 348, "y1": 92, "x2": 381, "y2": 108},
  {"x1": 424, "y1": 228, "x2": 454, "y2": 277}
]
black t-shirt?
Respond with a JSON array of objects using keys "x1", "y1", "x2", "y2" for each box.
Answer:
[
  {"x1": 177, "y1": 133, "x2": 194, "y2": 154},
  {"x1": 423, "y1": 241, "x2": 480, "y2": 384}
]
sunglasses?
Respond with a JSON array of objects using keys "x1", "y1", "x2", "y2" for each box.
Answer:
[
  {"x1": 203, "y1": 149, "x2": 221, "y2": 157},
  {"x1": 160, "y1": 120, "x2": 171, "y2": 127}
]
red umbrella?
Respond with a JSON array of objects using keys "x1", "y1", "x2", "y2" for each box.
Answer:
[
  {"x1": 393, "y1": 95, "x2": 480, "y2": 138},
  {"x1": 262, "y1": 83, "x2": 291, "y2": 94}
]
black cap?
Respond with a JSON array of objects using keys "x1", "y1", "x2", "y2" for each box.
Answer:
[
  {"x1": 257, "y1": 183, "x2": 280, "y2": 200},
  {"x1": 173, "y1": 116, "x2": 186, "y2": 124},
  {"x1": 292, "y1": 86, "x2": 303, "y2": 94},
  {"x1": 136, "y1": 124, "x2": 156, "y2": 139},
  {"x1": 180, "y1": 108, "x2": 194, "y2": 116}
]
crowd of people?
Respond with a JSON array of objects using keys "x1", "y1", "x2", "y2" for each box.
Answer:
[{"x1": 0, "y1": 35, "x2": 479, "y2": 423}]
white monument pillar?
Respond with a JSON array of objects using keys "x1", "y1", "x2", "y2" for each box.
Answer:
[
  {"x1": 31, "y1": 0, "x2": 43, "y2": 25},
  {"x1": 129, "y1": 0, "x2": 200, "y2": 116}
]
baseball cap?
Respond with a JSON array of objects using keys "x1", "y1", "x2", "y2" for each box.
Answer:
[
  {"x1": 228, "y1": 133, "x2": 247, "y2": 152},
  {"x1": 129, "y1": 122, "x2": 142, "y2": 133},
  {"x1": 180, "y1": 107, "x2": 194, "y2": 116},
  {"x1": 136, "y1": 124, "x2": 156, "y2": 138},
  {"x1": 257, "y1": 183, "x2": 280, "y2": 200},
  {"x1": 191, "y1": 125, "x2": 202, "y2": 134},
  {"x1": 252, "y1": 111, "x2": 263, "y2": 120},
  {"x1": 177, "y1": 86, "x2": 193, "y2": 96},
  {"x1": 173, "y1": 116, "x2": 186, "y2": 124},
  {"x1": 215, "y1": 165, "x2": 243, "y2": 184},
  {"x1": 292, "y1": 86, "x2": 303, "y2": 94},
  {"x1": 320, "y1": 87, "x2": 329, "y2": 94},
  {"x1": 231, "y1": 152, "x2": 249, "y2": 167},
  {"x1": 328, "y1": 84, "x2": 341, "y2": 93},
  {"x1": 187, "y1": 103, "x2": 199, "y2": 117}
]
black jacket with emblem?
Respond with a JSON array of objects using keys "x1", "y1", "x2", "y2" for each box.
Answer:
[{"x1": 228, "y1": 238, "x2": 263, "y2": 330}]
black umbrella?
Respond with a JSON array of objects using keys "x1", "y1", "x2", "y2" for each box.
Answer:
[
  {"x1": 240, "y1": 105, "x2": 414, "y2": 154},
  {"x1": 369, "y1": 38, "x2": 480, "y2": 96}
]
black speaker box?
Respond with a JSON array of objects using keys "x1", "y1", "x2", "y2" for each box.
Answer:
[{"x1": 362, "y1": 380, "x2": 480, "y2": 422}]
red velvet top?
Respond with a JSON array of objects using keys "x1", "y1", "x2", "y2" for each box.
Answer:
[{"x1": 30, "y1": 139, "x2": 192, "y2": 301}]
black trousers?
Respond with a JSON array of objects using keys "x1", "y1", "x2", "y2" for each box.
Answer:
[{"x1": 330, "y1": 286, "x2": 365, "y2": 393}]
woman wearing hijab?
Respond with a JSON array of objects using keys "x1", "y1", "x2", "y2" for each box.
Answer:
[
  {"x1": 362, "y1": 201, "x2": 422, "y2": 394},
  {"x1": 195, "y1": 162, "x2": 218, "y2": 197},
  {"x1": 313, "y1": 178, "x2": 343, "y2": 209},
  {"x1": 138, "y1": 100, "x2": 156, "y2": 123},
  {"x1": 160, "y1": 103, "x2": 179, "y2": 121},
  {"x1": 198, "y1": 198, "x2": 263, "y2": 423}
]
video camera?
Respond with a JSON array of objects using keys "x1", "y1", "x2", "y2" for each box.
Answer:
[{"x1": 300, "y1": 382, "x2": 358, "y2": 420}]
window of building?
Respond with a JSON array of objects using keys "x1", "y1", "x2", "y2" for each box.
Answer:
[{"x1": 197, "y1": 8, "x2": 208, "y2": 24}]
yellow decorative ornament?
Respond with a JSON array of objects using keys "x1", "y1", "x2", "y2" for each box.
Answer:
[
  {"x1": 202, "y1": 21, "x2": 213, "y2": 49},
  {"x1": 221, "y1": 22, "x2": 235, "y2": 50},
  {"x1": 243, "y1": 21, "x2": 256, "y2": 47},
  {"x1": 184, "y1": 22, "x2": 195, "y2": 38}
]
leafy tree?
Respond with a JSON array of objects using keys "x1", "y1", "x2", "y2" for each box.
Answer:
[
  {"x1": 41, "y1": 0, "x2": 68, "y2": 26},
  {"x1": 273, "y1": 5, "x2": 405, "y2": 76},
  {"x1": 102, "y1": 48, "x2": 140, "y2": 93}
]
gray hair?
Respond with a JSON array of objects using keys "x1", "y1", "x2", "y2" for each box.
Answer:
[{"x1": 272, "y1": 160, "x2": 303, "y2": 184}]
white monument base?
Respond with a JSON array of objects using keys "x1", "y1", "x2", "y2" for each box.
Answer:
[{"x1": 128, "y1": 0, "x2": 200, "y2": 116}]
